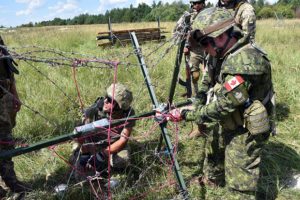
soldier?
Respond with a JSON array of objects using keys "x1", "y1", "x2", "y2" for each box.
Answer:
[
  {"x1": 217, "y1": 0, "x2": 256, "y2": 42},
  {"x1": 0, "y1": 36, "x2": 31, "y2": 198},
  {"x1": 173, "y1": 0, "x2": 206, "y2": 138},
  {"x1": 72, "y1": 83, "x2": 135, "y2": 182},
  {"x1": 184, "y1": 0, "x2": 206, "y2": 97},
  {"x1": 173, "y1": 0, "x2": 206, "y2": 99},
  {"x1": 165, "y1": 7, "x2": 275, "y2": 199}
]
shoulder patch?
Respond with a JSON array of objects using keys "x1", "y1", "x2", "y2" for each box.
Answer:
[{"x1": 224, "y1": 75, "x2": 244, "y2": 91}]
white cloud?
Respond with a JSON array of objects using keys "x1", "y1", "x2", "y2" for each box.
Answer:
[
  {"x1": 48, "y1": 0, "x2": 79, "y2": 14},
  {"x1": 16, "y1": 0, "x2": 44, "y2": 16}
]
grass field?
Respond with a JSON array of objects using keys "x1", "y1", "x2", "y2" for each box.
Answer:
[{"x1": 1, "y1": 19, "x2": 300, "y2": 199}]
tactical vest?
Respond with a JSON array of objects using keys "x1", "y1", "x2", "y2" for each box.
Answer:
[{"x1": 211, "y1": 43, "x2": 275, "y2": 132}]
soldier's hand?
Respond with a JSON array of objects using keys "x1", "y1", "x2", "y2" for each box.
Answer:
[
  {"x1": 167, "y1": 109, "x2": 182, "y2": 122},
  {"x1": 183, "y1": 47, "x2": 190, "y2": 55}
]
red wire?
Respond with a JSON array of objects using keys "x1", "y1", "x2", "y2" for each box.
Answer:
[
  {"x1": 106, "y1": 61, "x2": 119, "y2": 200},
  {"x1": 72, "y1": 62, "x2": 85, "y2": 111}
]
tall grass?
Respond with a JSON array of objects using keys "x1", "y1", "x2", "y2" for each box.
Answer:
[{"x1": 1, "y1": 19, "x2": 300, "y2": 199}]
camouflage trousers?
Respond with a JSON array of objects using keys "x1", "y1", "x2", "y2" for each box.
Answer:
[
  {"x1": 0, "y1": 93, "x2": 19, "y2": 191},
  {"x1": 189, "y1": 48, "x2": 205, "y2": 73},
  {"x1": 203, "y1": 124, "x2": 269, "y2": 199},
  {"x1": 0, "y1": 131, "x2": 19, "y2": 192},
  {"x1": 73, "y1": 146, "x2": 130, "y2": 181},
  {"x1": 0, "y1": 93, "x2": 16, "y2": 130}
]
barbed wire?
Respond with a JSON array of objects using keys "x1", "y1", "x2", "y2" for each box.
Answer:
[{"x1": 1, "y1": 29, "x2": 188, "y2": 198}]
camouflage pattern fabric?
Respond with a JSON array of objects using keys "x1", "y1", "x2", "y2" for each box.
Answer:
[
  {"x1": 0, "y1": 56, "x2": 20, "y2": 192},
  {"x1": 234, "y1": 2, "x2": 256, "y2": 41},
  {"x1": 189, "y1": 9, "x2": 206, "y2": 71},
  {"x1": 192, "y1": 7, "x2": 235, "y2": 38},
  {"x1": 106, "y1": 83, "x2": 133, "y2": 111},
  {"x1": 185, "y1": 43, "x2": 273, "y2": 196}
]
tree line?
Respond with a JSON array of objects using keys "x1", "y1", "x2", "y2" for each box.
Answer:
[{"x1": 18, "y1": 0, "x2": 300, "y2": 28}]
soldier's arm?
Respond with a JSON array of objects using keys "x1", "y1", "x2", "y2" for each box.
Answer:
[
  {"x1": 102, "y1": 127, "x2": 132, "y2": 156},
  {"x1": 183, "y1": 75, "x2": 250, "y2": 124},
  {"x1": 238, "y1": 4, "x2": 256, "y2": 40}
]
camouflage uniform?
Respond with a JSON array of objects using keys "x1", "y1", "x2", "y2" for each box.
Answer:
[
  {"x1": 186, "y1": 4, "x2": 206, "y2": 96},
  {"x1": 73, "y1": 84, "x2": 135, "y2": 180},
  {"x1": 173, "y1": 0, "x2": 206, "y2": 96},
  {"x1": 183, "y1": 8, "x2": 275, "y2": 198},
  {"x1": 217, "y1": 0, "x2": 256, "y2": 42},
  {"x1": 200, "y1": 0, "x2": 257, "y2": 188},
  {"x1": 0, "y1": 40, "x2": 28, "y2": 195}
]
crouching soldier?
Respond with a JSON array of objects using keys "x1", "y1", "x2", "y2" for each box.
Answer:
[{"x1": 71, "y1": 83, "x2": 135, "y2": 182}]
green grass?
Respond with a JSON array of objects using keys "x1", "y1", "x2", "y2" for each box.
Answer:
[{"x1": 1, "y1": 19, "x2": 300, "y2": 199}]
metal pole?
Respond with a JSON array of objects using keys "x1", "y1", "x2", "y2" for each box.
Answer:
[
  {"x1": 0, "y1": 100, "x2": 191, "y2": 159},
  {"x1": 130, "y1": 32, "x2": 189, "y2": 199},
  {"x1": 156, "y1": 33, "x2": 187, "y2": 153}
]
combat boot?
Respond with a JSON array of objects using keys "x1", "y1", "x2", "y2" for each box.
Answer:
[
  {"x1": 0, "y1": 186, "x2": 7, "y2": 199},
  {"x1": 6, "y1": 180, "x2": 32, "y2": 193}
]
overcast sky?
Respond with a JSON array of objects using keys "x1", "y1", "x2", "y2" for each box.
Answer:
[{"x1": 0, "y1": 0, "x2": 278, "y2": 27}]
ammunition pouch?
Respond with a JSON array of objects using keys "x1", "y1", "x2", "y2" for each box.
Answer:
[
  {"x1": 244, "y1": 100, "x2": 270, "y2": 135},
  {"x1": 221, "y1": 109, "x2": 244, "y2": 131}
]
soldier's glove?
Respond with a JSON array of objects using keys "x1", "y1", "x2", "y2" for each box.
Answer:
[{"x1": 167, "y1": 108, "x2": 183, "y2": 122}]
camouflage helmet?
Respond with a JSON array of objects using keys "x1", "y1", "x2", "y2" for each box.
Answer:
[
  {"x1": 217, "y1": 0, "x2": 243, "y2": 9},
  {"x1": 192, "y1": 7, "x2": 235, "y2": 39},
  {"x1": 106, "y1": 83, "x2": 133, "y2": 110}
]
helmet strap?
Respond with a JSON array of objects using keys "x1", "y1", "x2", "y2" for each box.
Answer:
[{"x1": 210, "y1": 33, "x2": 232, "y2": 58}]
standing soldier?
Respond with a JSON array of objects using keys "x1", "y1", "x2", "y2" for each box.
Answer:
[
  {"x1": 217, "y1": 0, "x2": 256, "y2": 42},
  {"x1": 184, "y1": 0, "x2": 206, "y2": 97},
  {"x1": 165, "y1": 7, "x2": 275, "y2": 199},
  {"x1": 173, "y1": 0, "x2": 206, "y2": 138},
  {"x1": 71, "y1": 83, "x2": 135, "y2": 184},
  {"x1": 0, "y1": 36, "x2": 31, "y2": 198},
  {"x1": 196, "y1": 0, "x2": 257, "y2": 188}
]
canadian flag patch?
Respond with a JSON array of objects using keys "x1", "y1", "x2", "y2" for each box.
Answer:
[{"x1": 224, "y1": 75, "x2": 244, "y2": 91}]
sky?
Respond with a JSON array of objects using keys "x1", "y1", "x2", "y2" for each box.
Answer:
[{"x1": 0, "y1": 0, "x2": 278, "y2": 27}]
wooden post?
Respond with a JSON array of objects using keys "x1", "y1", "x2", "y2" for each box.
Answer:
[
  {"x1": 108, "y1": 17, "x2": 116, "y2": 45},
  {"x1": 157, "y1": 16, "x2": 161, "y2": 41}
]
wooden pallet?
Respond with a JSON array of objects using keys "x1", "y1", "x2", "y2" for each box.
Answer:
[{"x1": 97, "y1": 18, "x2": 167, "y2": 47}]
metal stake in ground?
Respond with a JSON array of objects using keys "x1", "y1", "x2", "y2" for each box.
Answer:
[{"x1": 130, "y1": 32, "x2": 189, "y2": 200}]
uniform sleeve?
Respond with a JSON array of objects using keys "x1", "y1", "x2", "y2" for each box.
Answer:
[
  {"x1": 236, "y1": 3, "x2": 256, "y2": 40},
  {"x1": 185, "y1": 75, "x2": 250, "y2": 124}
]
